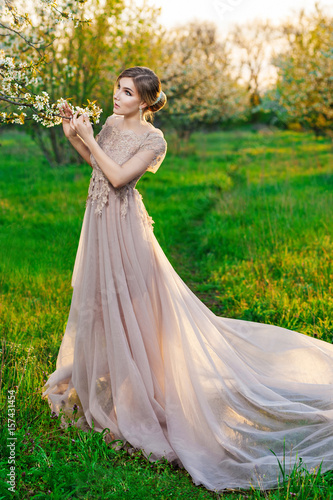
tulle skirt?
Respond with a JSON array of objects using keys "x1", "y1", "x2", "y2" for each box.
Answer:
[{"x1": 43, "y1": 187, "x2": 333, "y2": 491}]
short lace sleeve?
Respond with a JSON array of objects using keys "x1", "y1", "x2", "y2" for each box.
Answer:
[
  {"x1": 140, "y1": 133, "x2": 167, "y2": 173},
  {"x1": 95, "y1": 114, "x2": 115, "y2": 138}
]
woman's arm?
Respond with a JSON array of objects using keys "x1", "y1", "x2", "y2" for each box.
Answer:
[
  {"x1": 67, "y1": 135, "x2": 92, "y2": 167},
  {"x1": 61, "y1": 103, "x2": 92, "y2": 167},
  {"x1": 86, "y1": 137, "x2": 157, "y2": 188},
  {"x1": 72, "y1": 112, "x2": 159, "y2": 188}
]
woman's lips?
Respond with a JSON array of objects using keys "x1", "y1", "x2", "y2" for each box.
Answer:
[{"x1": 114, "y1": 102, "x2": 119, "y2": 108}]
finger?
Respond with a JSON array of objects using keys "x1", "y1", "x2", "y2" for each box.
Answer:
[
  {"x1": 62, "y1": 104, "x2": 72, "y2": 118},
  {"x1": 65, "y1": 104, "x2": 73, "y2": 117},
  {"x1": 73, "y1": 113, "x2": 81, "y2": 130},
  {"x1": 78, "y1": 114, "x2": 86, "y2": 124}
]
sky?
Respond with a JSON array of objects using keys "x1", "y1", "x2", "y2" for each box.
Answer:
[{"x1": 140, "y1": 0, "x2": 332, "y2": 32}]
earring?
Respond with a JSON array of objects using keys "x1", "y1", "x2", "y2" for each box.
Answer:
[{"x1": 139, "y1": 108, "x2": 143, "y2": 121}]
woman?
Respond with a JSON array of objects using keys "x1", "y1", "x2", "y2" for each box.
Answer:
[{"x1": 43, "y1": 66, "x2": 333, "y2": 492}]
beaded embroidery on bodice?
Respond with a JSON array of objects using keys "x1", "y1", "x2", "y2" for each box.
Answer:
[{"x1": 87, "y1": 118, "x2": 167, "y2": 217}]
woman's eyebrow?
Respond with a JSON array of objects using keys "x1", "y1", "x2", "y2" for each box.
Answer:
[{"x1": 118, "y1": 83, "x2": 134, "y2": 93}]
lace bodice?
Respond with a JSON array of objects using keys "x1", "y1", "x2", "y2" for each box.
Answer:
[{"x1": 87, "y1": 115, "x2": 167, "y2": 216}]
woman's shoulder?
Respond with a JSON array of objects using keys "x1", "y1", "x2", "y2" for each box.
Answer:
[
  {"x1": 151, "y1": 127, "x2": 164, "y2": 138},
  {"x1": 105, "y1": 114, "x2": 121, "y2": 127}
]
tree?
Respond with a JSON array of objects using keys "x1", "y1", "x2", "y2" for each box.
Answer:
[
  {"x1": 0, "y1": 0, "x2": 102, "y2": 127},
  {"x1": 157, "y1": 20, "x2": 248, "y2": 137},
  {"x1": 262, "y1": 4, "x2": 333, "y2": 134},
  {"x1": 227, "y1": 19, "x2": 279, "y2": 118},
  {"x1": 21, "y1": 0, "x2": 126, "y2": 165},
  {"x1": 1, "y1": 0, "x2": 165, "y2": 164}
]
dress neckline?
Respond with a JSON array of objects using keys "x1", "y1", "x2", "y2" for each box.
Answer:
[
  {"x1": 111, "y1": 116, "x2": 159, "y2": 137},
  {"x1": 113, "y1": 126, "x2": 152, "y2": 137}
]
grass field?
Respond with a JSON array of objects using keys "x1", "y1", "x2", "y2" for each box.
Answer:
[{"x1": 0, "y1": 126, "x2": 332, "y2": 499}]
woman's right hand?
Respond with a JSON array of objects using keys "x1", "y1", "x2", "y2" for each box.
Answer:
[{"x1": 61, "y1": 102, "x2": 77, "y2": 138}]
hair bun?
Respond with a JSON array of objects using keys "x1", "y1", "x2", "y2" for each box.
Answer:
[{"x1": 152, "y1": 90, "x2": 164, "y2": 106}]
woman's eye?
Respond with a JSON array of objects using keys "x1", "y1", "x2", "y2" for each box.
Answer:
[{"x1": 117, "y1": 85, "x2": 131, "y2": 96}]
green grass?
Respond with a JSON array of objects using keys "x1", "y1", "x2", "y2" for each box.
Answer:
[{"x1": 0, "y1": 127, "x2": 332, "y2": 499}]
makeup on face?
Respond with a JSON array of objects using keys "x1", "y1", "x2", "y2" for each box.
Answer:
[{"x1": 114, "y1": 79, "x2": 137, "y2": 109}]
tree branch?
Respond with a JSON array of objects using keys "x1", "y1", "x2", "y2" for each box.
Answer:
[{"x1": 0, "y1": 22, "x2": 45, "y2": 57}]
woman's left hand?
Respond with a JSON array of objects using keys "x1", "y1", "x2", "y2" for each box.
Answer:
[{"x1": 72, "y1": 111, "x2": 94, "y2": 144}]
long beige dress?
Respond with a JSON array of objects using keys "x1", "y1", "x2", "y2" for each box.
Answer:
[{"x1": 43, "y1": 115, "x2": 333, "y2": 491}]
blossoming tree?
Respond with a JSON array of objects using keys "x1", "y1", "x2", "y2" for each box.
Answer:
[
  {"x1": 0, "y1": 0, "x2": 102, "y2": 128},
  {"x1": 262, "y1": 5, "x2": 333, "y2": 134},
  {"x1": 227, "y1": 19, "x2": 279, "y2": 114},
  {"x1": 1, "y1": 0, "x2": 164, "y2": 164},
  {"x1": 158, "y1": 21, "x2": 248, "y2": 137}
]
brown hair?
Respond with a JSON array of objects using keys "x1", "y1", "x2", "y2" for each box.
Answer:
[{"x1": 114, "y1": 66, "x2": 167, "y2": 122}]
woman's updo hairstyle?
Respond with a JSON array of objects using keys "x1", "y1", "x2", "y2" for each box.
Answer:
[{"x1": 115, "y1": 66, "x2": 167, "y2": 122}]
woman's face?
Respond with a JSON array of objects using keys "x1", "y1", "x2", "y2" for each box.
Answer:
[{"x1": 113, "y1": 77, "x2": 146, "y2": 117}]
